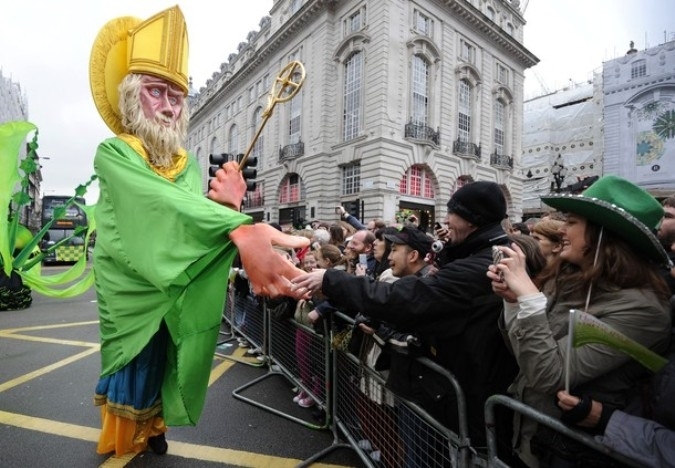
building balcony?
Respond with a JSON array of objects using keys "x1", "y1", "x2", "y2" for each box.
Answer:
[
  {"x1": 404, "y1": 121, "x2": 440, "y2": 146},
  {"x1": 452, "y1": 139, "x2": 481, "y2": 161},
  {"x1": 279, "y1": 141, "x2": 304, "y2": 162},
  {"x1": 490, "y1": 152, "x2": 513, "y2": 169}
]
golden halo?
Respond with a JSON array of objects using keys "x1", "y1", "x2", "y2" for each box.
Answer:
[{"x1": 89, "y1": 16, "x2": 141, "y2": 135}]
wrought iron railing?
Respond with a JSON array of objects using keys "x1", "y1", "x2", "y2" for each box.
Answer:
[
  {"x1": 279, "y1": 141, "x2": 304, "y2": 162},
  {"x1": 452, "y1": 139, "x2": 481, "y2": 160},
  {"x1": 404, "y1": 121, "x2": 440, "y2": 145},
  {"x1": 490, "y1": 152, "x2": 513, "y2": 169}
]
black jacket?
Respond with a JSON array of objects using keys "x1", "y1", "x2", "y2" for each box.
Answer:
[{"x1": 322, "y1": 223, "x2": 518, "y2": 446}]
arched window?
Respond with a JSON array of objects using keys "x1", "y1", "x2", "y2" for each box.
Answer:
[
  {"x1": 399, "y1": 165, "x2": 435, "y2": 198},
  {"x1": 209, "y1": 136, "x2": 219, "y2": 156},
  {"x1": 279, "y1": 173, "x2": 302, "y2": 203},
  {"x1": 412, "y1": 55, "x2": 429, "y2": 126},
  {"x1": 343, "y1": 51, "x2": 363, "y2": 141}
]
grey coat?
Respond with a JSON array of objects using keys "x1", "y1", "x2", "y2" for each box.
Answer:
[{"x1": 503, "y1": 285, "x2": 671, "y2": 466}]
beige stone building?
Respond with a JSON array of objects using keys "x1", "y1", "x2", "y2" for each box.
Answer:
[{"x1": 187, "y1": 0, "x2": 537, "y2": 229}]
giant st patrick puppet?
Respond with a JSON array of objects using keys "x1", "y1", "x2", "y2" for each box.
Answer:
[{"x1": 87, "y1": 5, "x2": 308, "y2": 456}]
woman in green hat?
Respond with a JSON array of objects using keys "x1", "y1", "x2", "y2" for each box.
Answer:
[{"x1": 488, "y1": 175, "x2": 672, "y2": 467}]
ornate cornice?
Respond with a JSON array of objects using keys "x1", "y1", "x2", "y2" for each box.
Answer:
[{"x1": 442, "y1": 0, "x2": 538, "y2": 68}]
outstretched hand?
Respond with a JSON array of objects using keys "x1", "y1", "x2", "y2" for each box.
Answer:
[
  {"x1": 208, "y1": 161, "x2": 247, "y2": 210},
  {"x1": 291, "y1": 269, "x2": 327, "y2": 298},
  {"x1": 229, "y1": 223, "x2": 310, "y2": 298}
]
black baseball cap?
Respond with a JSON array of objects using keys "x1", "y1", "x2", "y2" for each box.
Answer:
[{"x1": 384, "y1": 226, "x2": 432, "y2": 257}]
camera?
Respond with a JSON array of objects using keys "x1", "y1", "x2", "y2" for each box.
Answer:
[{"x1": 431, "y1": 239, "x2": 444, "y2": 253}]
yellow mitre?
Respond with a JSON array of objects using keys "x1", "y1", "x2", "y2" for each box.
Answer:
[{"x1": 89, "y1": 5, "x2": 189, "y2": 135}]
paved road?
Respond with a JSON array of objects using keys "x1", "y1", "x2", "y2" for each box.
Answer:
[{"x1": 0, "y1": 266, "x2": 362, "y2": 467}]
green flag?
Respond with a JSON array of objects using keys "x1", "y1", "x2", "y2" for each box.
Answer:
[{"x1": 569, "y1": 309, "x2": 668, "y2": 373}]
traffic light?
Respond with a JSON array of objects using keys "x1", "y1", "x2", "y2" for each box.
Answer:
[
  {"x1": 208, "y1": 153, "x2": 231, "y2": 179},
  {"x1": 237, "y1": 154, "x2": 257, "y2": 192},
  {"x1": 208, "y1": 153, "x2": 257, "y2": 192}
]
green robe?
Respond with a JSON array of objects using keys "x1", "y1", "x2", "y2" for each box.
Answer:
[{"x1": 93, "y1": 137, "x2": 250, "y2": 425}]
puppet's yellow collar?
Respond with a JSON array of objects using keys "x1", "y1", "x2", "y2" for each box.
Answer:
[{"x1": 118, "y1": 133, "x2": 187, "y2": 182}]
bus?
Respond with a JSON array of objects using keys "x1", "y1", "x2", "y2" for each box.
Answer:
[{"x1": 40, "y1": 195, "x2": 88, "y2": 264}]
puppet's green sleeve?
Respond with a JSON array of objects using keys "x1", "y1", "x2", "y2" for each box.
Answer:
[{"x1": 94, "y1": 138, "x2": 251, "y2": 292}]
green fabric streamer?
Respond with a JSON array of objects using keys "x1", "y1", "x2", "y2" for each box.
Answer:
[
  {"x1": 0, "y1": 120, "x2": 97, "y2": 305},
  {"x1": 0, "y1": 121, "x2": 36, "y2": 277}
]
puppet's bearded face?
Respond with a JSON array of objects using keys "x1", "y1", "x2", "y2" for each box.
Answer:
[{"x1": 119, "y1": 74, "x2": 188, "y2": 168}]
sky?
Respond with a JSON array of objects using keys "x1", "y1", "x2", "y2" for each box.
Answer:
[{"x1": 1, "y1": 0, "x2": 673, "y2": 204}]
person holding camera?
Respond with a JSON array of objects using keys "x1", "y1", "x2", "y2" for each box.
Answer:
[
  {"x1": 292, "y1": 181, "x2": 518, "y2": 460},
  {"x1": 488, "y1": 176, "x2": 671, "y2": 467}
]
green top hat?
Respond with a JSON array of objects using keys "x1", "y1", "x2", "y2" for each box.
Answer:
[{"x1": 541, "y1": 175, "x2": 671, "y2": 267}]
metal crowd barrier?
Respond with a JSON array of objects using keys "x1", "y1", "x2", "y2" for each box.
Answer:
[
  {"x1": 484, "y1": 395, "x2": 643, "y2": 468},
  {"x1": 301, "y1": 311, "x2": 481, "y2": 468},
  {"x1": 217, "y1": 283, "x2": 266, "y2": 367},
  {"x1": 218, "y1": 277, "x2": 648, "y2": 468},
  {"x1": 226, "y1": 288, "x2": 332, "y2": 430},
  {"x1": 216, "y1": 283, "x2": 236, "y2": 345}
]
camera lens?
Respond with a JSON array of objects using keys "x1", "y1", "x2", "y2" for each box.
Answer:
[{"x1": 431, "y1": 240, "x2": 444, "y2": 253}]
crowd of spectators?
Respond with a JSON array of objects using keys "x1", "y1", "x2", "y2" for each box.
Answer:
[{"x1": 235, "y1": 178, "x2": 675, "y2": 468}]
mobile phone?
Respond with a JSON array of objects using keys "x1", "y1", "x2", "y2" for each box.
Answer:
[
  {"x1": 434, "y1": 222, "x2": 442, "y2": 230},
  {"x1": 492, "y1": 246, "x2": 503, "y2": 266},
  {"x1": 492, "y1": 246, "x2": 504, "y2": 279},
  {"x1": 358, "y1": 253, "x2": 368, "y2": 267},
  {"x1": 335, "y1": 206, "x2": 341, "y2": 214}
]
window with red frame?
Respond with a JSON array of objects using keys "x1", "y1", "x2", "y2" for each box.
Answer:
[
  {"x1": 279, "y1": 174, "x2": 301, "y2": 204},
  {"x1": 399, "y1": 165, "x2": 435, "y2": 198}
]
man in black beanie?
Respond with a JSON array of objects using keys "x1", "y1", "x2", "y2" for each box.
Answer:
[
  {"x1": 446, "y1": 181, "x2": 507, "y2": 228},
  {"x1": 292, "y1": 180, "x2": 519, "y2": 463}
]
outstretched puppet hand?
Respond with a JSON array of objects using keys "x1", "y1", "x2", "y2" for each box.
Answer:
[
  {"x1": 229, "y1": 223, "x2": 310, "y2": 298},
  {"x1": 207, "y1": 161, "x2": 246, "y2": 210}
]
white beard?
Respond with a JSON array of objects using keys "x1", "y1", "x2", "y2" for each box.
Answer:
[{"x1": 133, "y1": 115, "x2": 183, "y2": 168}]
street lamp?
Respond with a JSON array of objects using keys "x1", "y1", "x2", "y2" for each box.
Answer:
[{"x1": 550, "y1": 154, "x2": 568, "y2": 193}]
